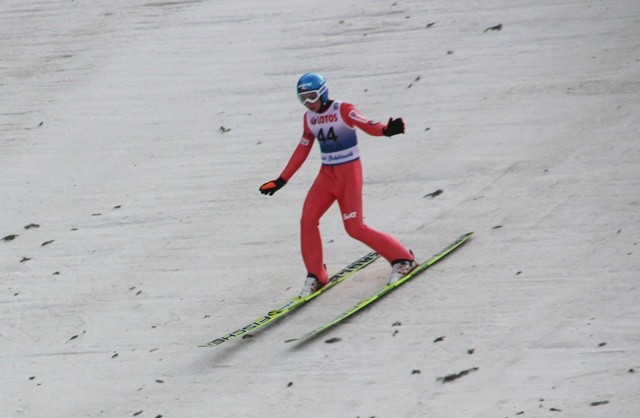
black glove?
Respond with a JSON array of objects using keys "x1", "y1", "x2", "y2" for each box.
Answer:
[
  {"x1": 259, "y1": 177, "x2": 287, "y2": 196},
  {"x1": 382, "y1": 117, "x2": 405, "y2": 137}
]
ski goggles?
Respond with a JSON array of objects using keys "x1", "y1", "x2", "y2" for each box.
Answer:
[{"x1": 297, "y1": 84, "x2": 327, "y2": 104}]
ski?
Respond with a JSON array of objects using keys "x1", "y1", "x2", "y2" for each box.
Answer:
[
  {"x1": 199, "y1": 251, "x2": 380, "y2": 347},
  {"x1": 285, "y1": 232, "x2": 473, "y2": 344}
]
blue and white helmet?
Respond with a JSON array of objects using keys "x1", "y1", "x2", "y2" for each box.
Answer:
[{"x1": 296, "y1": 73, "x2": 329, "y2": 105}]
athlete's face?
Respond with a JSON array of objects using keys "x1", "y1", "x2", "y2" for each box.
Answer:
[
  {"x1": 304, "y1": 100, "x2": 322, "y2": 112},
  {"x1": 297, "y1": 88, "x2": 325, "y2": 112}
]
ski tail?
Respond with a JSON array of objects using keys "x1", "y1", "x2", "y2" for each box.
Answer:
[{"x1": 199, "y1": 251, "x2": 380, "y2": 347}]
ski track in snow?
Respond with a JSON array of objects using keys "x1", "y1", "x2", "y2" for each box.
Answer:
[{"x1": 1, "y1": 0, "x2": 639, "y2": 417}]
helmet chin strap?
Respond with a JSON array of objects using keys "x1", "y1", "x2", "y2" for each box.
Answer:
[{"x1": 319, "y1": 99, "x2": 333, "y2": 113}]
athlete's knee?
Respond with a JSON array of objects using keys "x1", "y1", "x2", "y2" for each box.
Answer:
[
  {"x1": 300, "y1": 212, "x2": 320, "y2": 231},
  {"x1": 343, "y1": 220, "x2": 367, "y2": 240}
]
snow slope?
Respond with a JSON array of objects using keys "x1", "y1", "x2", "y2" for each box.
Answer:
[{"x1": 1, "y1": 0, "x2": 639, "y2": 417}]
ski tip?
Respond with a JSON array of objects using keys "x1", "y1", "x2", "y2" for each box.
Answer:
[
  {"x1": 284, "y1": 338, "x2": 298, "y2": 343},
  {"x1": 458, "y1": 231, "x2": 474, "y2": 240}
]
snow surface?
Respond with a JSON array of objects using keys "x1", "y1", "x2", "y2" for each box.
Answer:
[{"x1": 2, "y1": 0, "x2": 639, "y2": 417}]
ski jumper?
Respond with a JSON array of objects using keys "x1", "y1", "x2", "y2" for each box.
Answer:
[{"x1": 279, "y1": 100, "x2": 414, "y2": 283}]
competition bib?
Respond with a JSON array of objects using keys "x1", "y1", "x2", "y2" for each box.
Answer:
[{"x1": 305, "y1": 101, "x2": 360, "y2": 165}]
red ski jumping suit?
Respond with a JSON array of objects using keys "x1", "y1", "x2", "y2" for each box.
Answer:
[{"x1": 278, "y1": 100, "x2": 413, "y2": 283}]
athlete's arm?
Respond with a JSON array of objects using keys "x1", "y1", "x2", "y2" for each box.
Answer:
[
  {"x1": 341, "y1": 103, "x2": 404, "y2": 137},
  {"x1": 260, "y1": 116, "x2": 315, "y2": 196},
  {"x1": 279, "y1": 117, "x2": 315, "y2": 181}
]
